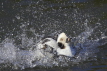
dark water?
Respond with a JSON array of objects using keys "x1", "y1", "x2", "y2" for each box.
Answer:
[{"x1": 0, "y1": 0, "x2": 107, "y2": 71}]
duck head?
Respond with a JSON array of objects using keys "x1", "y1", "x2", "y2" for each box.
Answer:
[{"x1": 57, "y1": 32, "x2": 74, "y2": 57}]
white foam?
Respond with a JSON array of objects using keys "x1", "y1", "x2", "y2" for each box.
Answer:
[{"x1": 0, "y1": 42, "x2": 16, "y2": 63}]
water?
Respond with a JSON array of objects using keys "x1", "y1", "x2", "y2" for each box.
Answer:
[{"x1": 0, "y1": 0, "x2": 107, "y2": 71}]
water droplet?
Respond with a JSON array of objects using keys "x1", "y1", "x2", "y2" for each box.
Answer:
[{"x1": 15, "y1": 15, "x2": 20, "y2": 20}]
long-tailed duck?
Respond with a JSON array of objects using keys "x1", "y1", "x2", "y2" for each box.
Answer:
[{"x1": 36, "y1": 32, "x2": 75, "y2": 58}]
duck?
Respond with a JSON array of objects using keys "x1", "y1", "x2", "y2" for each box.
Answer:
[{"x1": 36, "y1": 32, "x2": 75, "y2": 58}]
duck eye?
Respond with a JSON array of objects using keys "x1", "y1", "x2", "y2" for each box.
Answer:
[
  {"x1": 58, "y1": 42, "x2": 65, "y2": 49},
  {"x1": 59, "y1": 38, "x2": 63, "y2": 41}
]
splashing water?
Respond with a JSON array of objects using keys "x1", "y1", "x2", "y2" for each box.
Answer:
[
  {"x1": 0, "y1": 22, "x2": 107, "y2": 70},
  {"x1": 0, "y1": 0, "x2": 107, "y2": 70}
]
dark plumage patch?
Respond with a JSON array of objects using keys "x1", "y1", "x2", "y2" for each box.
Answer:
[
  {"x1": 42, "y1": 38, "x2": 50, "y2": 44},
  {"x1": 43, "y1": 44, "x2": 53, "y2": 52},
  {"x1": 42, "y1": 44, "x2": 57, "y2": 54},
  {"x1": 41, "y1": 35, "x2": 57, "y2": 41},
  {"x1": 58, "y1": 42, "x2": 65, "y2": 49}
]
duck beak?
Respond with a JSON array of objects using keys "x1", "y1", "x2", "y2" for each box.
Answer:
[{"x1": 66, "y1": 38, "x2": 72, "y2": 43}]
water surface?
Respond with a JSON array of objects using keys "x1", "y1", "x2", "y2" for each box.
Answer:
[{"x1": 0, "y1": 0, "x2": 107, "y2": 71}]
